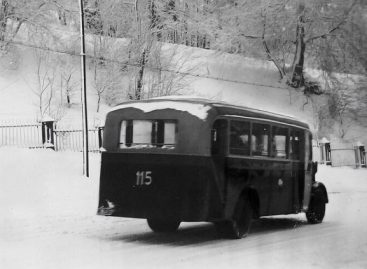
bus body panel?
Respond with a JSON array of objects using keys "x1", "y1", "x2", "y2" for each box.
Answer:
[
  {"x1": 225, "y1": 157, "x2": 303, "y2": 216},
  {"x1": 98, "y1": 153, "x2": 224, "y2": 221}
]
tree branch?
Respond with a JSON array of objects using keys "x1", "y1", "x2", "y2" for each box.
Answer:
[
  {"x1": 305, "y1": 0, "x2": 358, "y2": 43},
  {"x1": 260, "y1": 15, "x2": 286, "y2": 80},
  {"x1": 239, "y1": 33, "x2": 262, "y2": 39},
  {"x1": 305, "y1": 19, "x2": 345, "y2": 43}
]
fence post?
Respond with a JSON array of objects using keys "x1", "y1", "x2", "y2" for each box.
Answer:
[
  {"x1": 356, "y1": 142, "x2": 366, "y2": 168},
  {"x1": 354, "y1": 146, "x2": 360, "y2": 168},
  {"x1": 319, "y1": 137, "x2": 331, "y2": 165},
  {"x1": 41, "y1": 116, "x2": 55, "y2": 150},
  {"x1": 325, "y1": 142, "x2": 332, "y2": 165},
  {"x1": 98, "y1": 127, "x2": 104, "y2": 149}
]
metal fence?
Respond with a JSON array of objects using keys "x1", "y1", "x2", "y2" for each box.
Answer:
[
  {"x1": 0, "y1": 120, "x2": 103, "y2": 152},
  {"x1": 1, "y1": 121, "x2": 366, "y2": 167},
  {"x1": 0, "y1": 122, "x2": 43, "y2": 148},
  {"x1": 54, "y1": 128, "x2": 103, "y2": 152}
]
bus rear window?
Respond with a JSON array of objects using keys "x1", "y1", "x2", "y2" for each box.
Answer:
[{"x1": 119, "y1": 120, "x2": 177, "y2": 149}]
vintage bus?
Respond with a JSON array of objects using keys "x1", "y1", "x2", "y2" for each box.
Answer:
[{"x1": 97, "y1": 97, "x2": 328, "y2": 239}]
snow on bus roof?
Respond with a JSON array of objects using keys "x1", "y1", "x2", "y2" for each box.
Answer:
[
  {"x1": 110, "y1": 96, "x2": 308, "y2": 126},
  {"x1": 152, "y1": 96, "x2": 302, "y2": 119},
  {"x1": 110, "y1": 98, "x2": 212, "y2": 120}
]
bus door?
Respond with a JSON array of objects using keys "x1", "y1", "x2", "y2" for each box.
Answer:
[
  {"x1": 303, "y1": 132, "x2": 313, "y2": 211},
  {"x1": 268, "y1": 126, "x2": 293, "y2": 214},
  {"x1": 211, "y1": 119, "x2": 228, "y2": 194}
]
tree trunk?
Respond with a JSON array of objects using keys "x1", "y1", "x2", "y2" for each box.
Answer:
[
  {"x1": 96, "y1": 94, "x2": 101, "y2": 113},
  {"x1": 0, "y1": 0, "x2": 9, "y2": 42},
  {"x1": 135, "y1": 48, "x2": 148, "y2": 100},
  {"x1": 291, "y1": 7, "x2": 306, "y2": 88},
  {"x1": 149, "y1": 0, "x2": 161, "y2": 40}
]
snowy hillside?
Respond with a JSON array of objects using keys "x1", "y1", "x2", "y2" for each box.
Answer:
[
  {"x1": 0, "y1": 25, "x2": 365, "y2": 144},
  {"x1": 0, "y1": 40, "x2": 313, "y2": 121}
]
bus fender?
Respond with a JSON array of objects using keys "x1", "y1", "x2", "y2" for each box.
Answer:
[
  {"x1": 311, "y1": 181, "x2": 329, "y2": 204},
  {"x1": 224, "y1": 184, "x2": 260, "y2": 220}
]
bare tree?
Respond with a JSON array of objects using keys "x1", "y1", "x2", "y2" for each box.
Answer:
[
  {"x1": 205, "y1": 0, "x2": 359, "y2": 91},
  {"x1": 33, "y1": 47, "x2": 57, "y2": 119},
  {"x1": 94, "y1": 64, "x2": 124, "y2": 110},
  {"x1": 91, "y1": 34, "x2": 127, "y2": 110},
  {"x1": 27, "y1": 26, "x2": 66, "y2": 121},
  {"x1": 59, "y1": 57, "x2": 77, "y2": 108},
  {"x1": 0, "y1": 0, "x2": 52, "y2": 49},
  {"x1": 144, "y1": 43, "x2": 196, "y2": 99}
]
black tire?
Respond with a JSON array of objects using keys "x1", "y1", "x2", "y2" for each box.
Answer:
[
  {"x1": 147, "y1": 218, "x2": 180, "y2": 233},
  {"x1": 306, "y1": 189, "x2": 326, "y2": 224},
  {"x1": 215, "y1": 196, "x2": 253, "y2": 239}
]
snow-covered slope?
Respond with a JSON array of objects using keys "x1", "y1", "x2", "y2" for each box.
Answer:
[
  {"x1": 0, "y1": 27, "x2": 365, "y2": 144},
  {"x1": 0, "y1": 41, "x2": 313, "y2": 123}
]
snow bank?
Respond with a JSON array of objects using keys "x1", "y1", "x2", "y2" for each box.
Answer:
[
  {"x1": 0, "y1": 148, "x2": 100, "y2": 219},
  {"x1": 318, "y1": 165, "x2": 367, "y2": 193}
]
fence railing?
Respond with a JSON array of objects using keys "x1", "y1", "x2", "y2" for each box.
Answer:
[
  {"x1": 1, "y1": 121, "x2": 366, "y2": 167},
  {"x1": 54, "y1": 128, "x2": 103, "y2": 152},
  {"x1": 317, "y1": 141, "x2": 366, "y2": 168},
  {"x1": 0, "y1": 123, "x2": 43, "y2": 148},
  {"x1": 0, "y1": 120, "x2": 103, "y2": 152}
]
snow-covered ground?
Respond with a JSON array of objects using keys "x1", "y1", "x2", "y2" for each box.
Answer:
[{"x1": 1, "y1": 148, "x2": 367, "y2": 269}]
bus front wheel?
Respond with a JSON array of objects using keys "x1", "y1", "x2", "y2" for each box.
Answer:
[
  {"x1": 215, "y1": 196, "x2": 253, "y2": 239},
  {"x1": 147, "y1": 218, "x2": 180, "y2": 233}
]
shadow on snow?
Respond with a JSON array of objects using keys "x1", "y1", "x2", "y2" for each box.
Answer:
[{"x1": 104, "y1": 216, "x2": 308, "y2": 246}]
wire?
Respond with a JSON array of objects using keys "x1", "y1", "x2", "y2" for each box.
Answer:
[{"x1": 3, "y1": 38, "x2": 290, "y2": 90}]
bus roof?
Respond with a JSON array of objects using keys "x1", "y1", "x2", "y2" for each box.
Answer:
[{"x1": 111, "y1": 96, "x2": 310, "y2": 130}]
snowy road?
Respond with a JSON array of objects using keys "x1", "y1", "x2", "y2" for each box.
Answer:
[{"x1": 1, "y1": 149, "x2": 367, "y2": 269}]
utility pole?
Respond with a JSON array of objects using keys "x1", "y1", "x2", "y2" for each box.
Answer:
[{"x1": 79, "y1": 0, "x2": 89, "y2": 177}]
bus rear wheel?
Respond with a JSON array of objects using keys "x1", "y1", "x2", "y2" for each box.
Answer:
[
  {"x1": 215, "y1": 196, "x2": 253, "y2": 239},
  {"x1": 147, "y1": 218, "x2": 180, "y2": 233},
  {"x1": 306, "y1": 189, "x2": 326, "y2": 224}
]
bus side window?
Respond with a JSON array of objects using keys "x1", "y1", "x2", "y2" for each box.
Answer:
[
  {"x1": 229, "y1": 120, "x2": 250, "y2": 155},
  {"x1": 289, "y1": 129, "x2": 301, "y2": 160},
  {"x1": 271, "y1": 126, "x2": 288, "y2": 158},
  {"x1": 252, "y1": 123, "x2": 270, "y2": 157}
]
